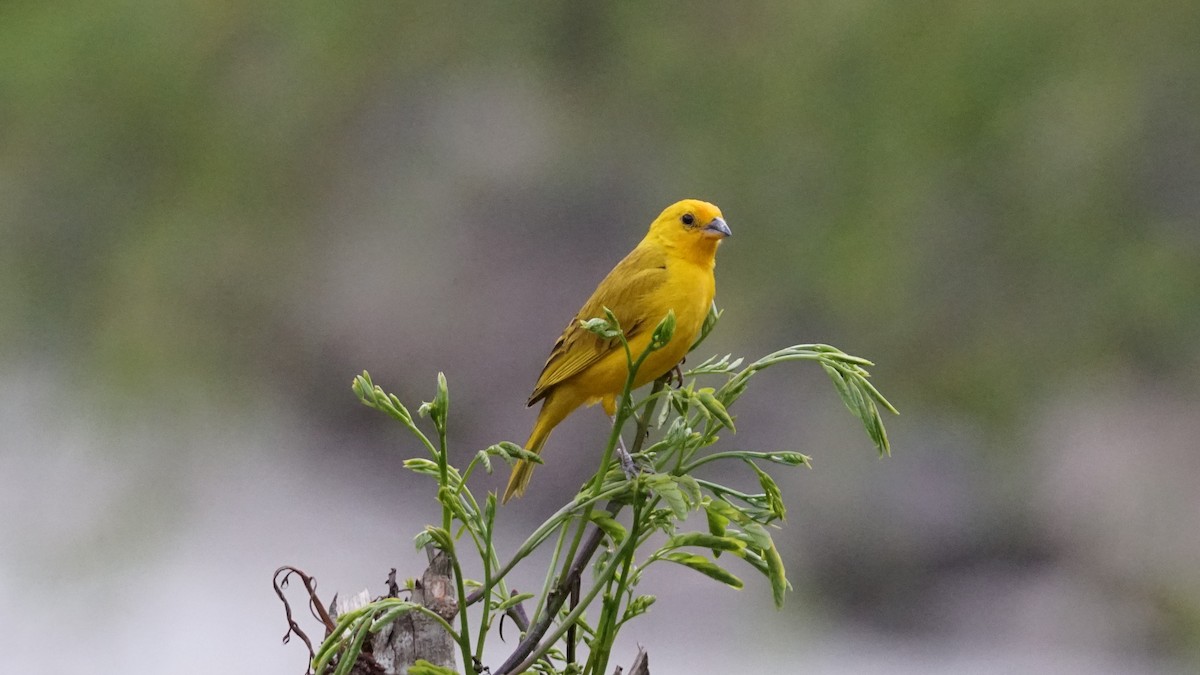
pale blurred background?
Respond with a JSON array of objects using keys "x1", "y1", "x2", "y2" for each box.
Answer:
[{"x1": 3, "y1": 3, "x2": 1199, "y2": 674}]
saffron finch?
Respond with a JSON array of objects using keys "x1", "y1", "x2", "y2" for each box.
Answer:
[{"x1": 504, "y1": 199, "x2": 731, "y2": 502}]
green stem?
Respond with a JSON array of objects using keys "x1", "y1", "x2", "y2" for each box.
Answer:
[
  {"x1": 438, "y1": 427, "x2": 451, "y2": 536},
  {"x1": 681, "y1": 450, "x2": 796, "y2": 474},
  {"x1": 467, "y1": 484, "x2": 629, "y2": 609},
  {"x1": 313, "y1": 601, "x2": 463, "y2": 675},
  {"x1": 444, "y1": 542, "x2": 474, "y2": 673},
  {"x1": 586, "y1": 495, "x2": 643, "y2": 675},
  {"x1": 473, "y1": 511, "x2": 496, "y2": 664},
  {"x1": 507, "y1": 525, "x2": 641, "y2": 675},
  {"x1": 558, "y1": 341, "x2": 653, "y2": 588},
  {"x1": 529, "y1": 519, "x2": 570, "y2": 629},
  {"x1": 492, "y1": 377, "x2": 667, "y2": 675},
  {"x1": 459, "y1": 454, "x2": 484, "y2": 488},
  {"x1": 374, "y1": 600, "x2": 462, "y2": 642},
  {"x1": 693, "y1": 478, "x2": 757, "y2": 503}
]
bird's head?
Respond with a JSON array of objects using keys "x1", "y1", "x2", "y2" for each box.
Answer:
[{"x1": 648, "y1": 199, "x2": 732, "y2": 252}]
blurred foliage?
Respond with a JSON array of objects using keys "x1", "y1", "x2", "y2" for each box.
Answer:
[
  {"x1": 2, "y1": 0, "x2": 1198, "y2": 431},
  {"x1": 4, "y1": 4, "x2": 1199, "y2": 670}
]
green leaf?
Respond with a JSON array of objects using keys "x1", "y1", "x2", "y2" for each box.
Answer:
[
  {"x1": 603, "y1": 306, "x2": 621, "y2": 330},
  {"x1": 703, "y1": 497, "x2": 751, "y2": 526},
  {"x1": 369, "y1": 601, "x2": 418, "y2": 631},
  {"x1": 579, "y1": 317, "x2": 620, "y2": 339},
  {"x1": 763, "y1": 451, "x2": 812, "y2": 468},
  {"x1": 667, "y1": 532, "x2": 747, "y2": 553},
  {"x1": 663, "y1": 552, "x2": 744, "y2": 589},
  {"x1": 408, "y1": 661, "x2": 459, "y2": 675},
  {"x1": 403, "y1": 458, "x2": 462, "y2": 488},
  {"x1": 732, "y1": 547, "x2": 770, "y2": 577},
  {"x1": 589, "y1": 512, "x2": 628, "y2": 545},
  {"x1": 689, "y1": 303, "x2": 722, "y2": 352},
  {"x1": 434, "y1": 371, "x2": 449, "y2": 426},
  {"x1": 650, "y1": 309, "x2": 677, "y2": 350},
  {"x1": 353, "y1": 371, "x2": 415, "y2": 425},
  {"x1": 422, "y1": 526, "x2": 453, "y2": 553},
  {"x1": 674, "y1": 474, "x2": 703, "y2": 506},
  {"x1": 715, "y1": 373, "x2": 752, "y2": 408},
  {"x1": 686, "y1": 353, "x2": 744, "y2": 376},
  {"x1": 412, "y1": 529, "x2": 434, "y2": 551},
  {"x1": 474, "y1": 449, "x2": 493, "y2": 474},
  {"x1": 485, "y1": 441, "x2": 544, "y2": 464},
  {"x1": 822, "y1": 363, "x2": 892, "y2": 456},
  {"x1": 622, "y1": 594, "x2": 656, "y2": 623},
  {"x1": 859, "y1": 375, "x2": 900, "y2": 415},
  {"x1": 696, "y1": 388, "x2": 736, "y2": 432},
  {"x1": 866, "y1": 402, "x2": 890, "y2": 456},
  {"x1": 644, "y1": 507, "x2": 677, "y2": 535},
  {"x1": 439, "y1": 486, "x2": 473, "y2": 524},
  {"x1": 403, "y1": 458, "x2": 440, "y2": 475},
  {"x1": 351, "y1": 371, "x2": 372, "y2": 404},
  {"x1": 593, "y1": 544, "x2": 617, "y2": 579},
  {"x1": 670, "y1": 386, "x2": 691, "y2": 418},
  {"x1": 645, "y1": 474, "x2": 690, "y2": 519},
  {"x1": 656, "y1": 390, "x2": 675, "y2": 428},
  {"x1": 706, "y1": 505, "x2": 728, "y2": 539},
  {"x1": 661, "y1": 417, "x2": 691, "y2": 448},
  {"x1": 739, "y1": 521, "x2": 773, "y2": 550},
  {"x1": 581, "y1": 308, "x2": 624, "y2": 340},
  {"x1": 416, "y1": 372, "x2": 450, "y2": 431},
  {"x1": 820, "y1": 362, "x2": 859, "y2": 418},
  {"x1": 749, "y1": 463, "x2": 786, "y2": 522},
  {"x1": 494, "y1": 592, "x2": 535, "y2": 612},
  {"x1": 484, "y1": 492, "x2": 496, "y2": 530},
  {"x1": 766, "y1": 542, "x2": 789, "y2": 609},
  {"x1": 332, "y1": 614, "x2": 373, "y2": 675}
]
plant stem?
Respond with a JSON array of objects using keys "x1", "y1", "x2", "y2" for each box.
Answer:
[
  {"x1": 443, "y1": 544, "x2": 474, "y2": 673},
  {"x1": 500, "y1": 521, "x2": 641, "y2": 675},
  {"x1": 529, "y1": 519, "x2": 570, "y2": 628},
  {"x1": 437, "y1": 418, "x2": 451, "y2": 538},
  {"x1": 585, "y1": 495, "x2": 642, "y2": 675},
  {"x1": 465, "y1": 484, "x2": 629, "y2": 608},
  {"x1": 431, "y1": 410, "x2": 473, "y2": 672},
  {"x1": 493, "y1": 376, "x2": 666, "y2": 675},
  {"x1": 558, "y1": 342, "x2": 655, "y2": 589},
  {"x1": 681, "y1": 450, "x2": 800, "y2": 473},
  {"x1": 473, "y1": 521, "x2": 494, "y2": 664}
]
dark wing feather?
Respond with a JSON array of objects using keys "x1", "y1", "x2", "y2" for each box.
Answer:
[{"x1": 527, "y1": 246, "x2": 668, "y2": 405}]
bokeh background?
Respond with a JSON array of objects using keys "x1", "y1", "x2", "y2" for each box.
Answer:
[{"x1": 3, "y1": 2, "x2": 1199, "y2": 673}]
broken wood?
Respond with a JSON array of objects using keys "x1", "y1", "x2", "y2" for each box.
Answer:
[{"x1": 351, "y1": 547, "x2": 458, "y2": 675}]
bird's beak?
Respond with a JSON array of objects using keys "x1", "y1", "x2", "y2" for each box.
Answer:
[{"x1": 702, "y1": 216, "x2": 732, "y2": 238}]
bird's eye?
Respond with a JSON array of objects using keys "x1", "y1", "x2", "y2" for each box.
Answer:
[{"x1": 681, "y1": 213, "x2": 695, "y2": 226}]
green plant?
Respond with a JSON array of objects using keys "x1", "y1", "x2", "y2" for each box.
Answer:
[{"x1": 323, "y1": 307, "x2": 895, "y2": 674}]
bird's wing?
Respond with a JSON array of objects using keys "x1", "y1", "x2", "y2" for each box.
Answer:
[{"x1": 527, "y1": 245, "x2": 668, "y2": 405}]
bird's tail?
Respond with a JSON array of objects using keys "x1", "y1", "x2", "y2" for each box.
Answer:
[{"x1": 503, "y1": 422, "x2": 552, "y2": 503}]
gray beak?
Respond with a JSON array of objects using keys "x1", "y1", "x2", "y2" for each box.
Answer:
[{"x1": 704, "y1": 216, "x2": 732, "y2": 238}]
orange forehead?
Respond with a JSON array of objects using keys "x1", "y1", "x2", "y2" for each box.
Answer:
[{"x1": 659, "y1": 199, "x2": 721, "y2": 223}]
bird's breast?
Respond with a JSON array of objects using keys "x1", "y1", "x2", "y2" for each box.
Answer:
[{"x1": 630, "y1": 261, "x2": 715, "y2": 387}]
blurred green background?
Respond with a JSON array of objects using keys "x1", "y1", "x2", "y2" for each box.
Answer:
[{"x1": 3, "y1": 2, "x2": 1199, "y2": 673}]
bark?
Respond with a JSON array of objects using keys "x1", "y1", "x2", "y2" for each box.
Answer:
[
  {"x1": 350, "y1": 548, "x2": 458, "y2": 675},
  {"x1": 613, "y1": 647, "x2": 650, "y2": 675}
]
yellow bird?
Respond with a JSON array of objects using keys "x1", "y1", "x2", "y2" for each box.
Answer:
[{"x1": 504, "y1": 199, "x2": 732, "y2": 502}]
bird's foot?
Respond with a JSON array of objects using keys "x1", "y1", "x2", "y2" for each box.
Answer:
[
  {"x1": 616, "y1": 437, "x2": 639, "y2": 480},
  {"x1": 616, "y1": 437, "x2": 655, "y2": 479},
  {"x1": 669, "y1": 358, "x2": 686, "y2": 388}
]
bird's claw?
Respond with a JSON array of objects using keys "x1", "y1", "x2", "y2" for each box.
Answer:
[
  {"x1": 668, "y1": 358, "x2": 686, "y2": 388},
  {"x1": 616, "y1": 436, "x2": 653, "y2": 479},
  {"x1": 617, "y1": 445, "x2": 639, "y2": 480}
]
